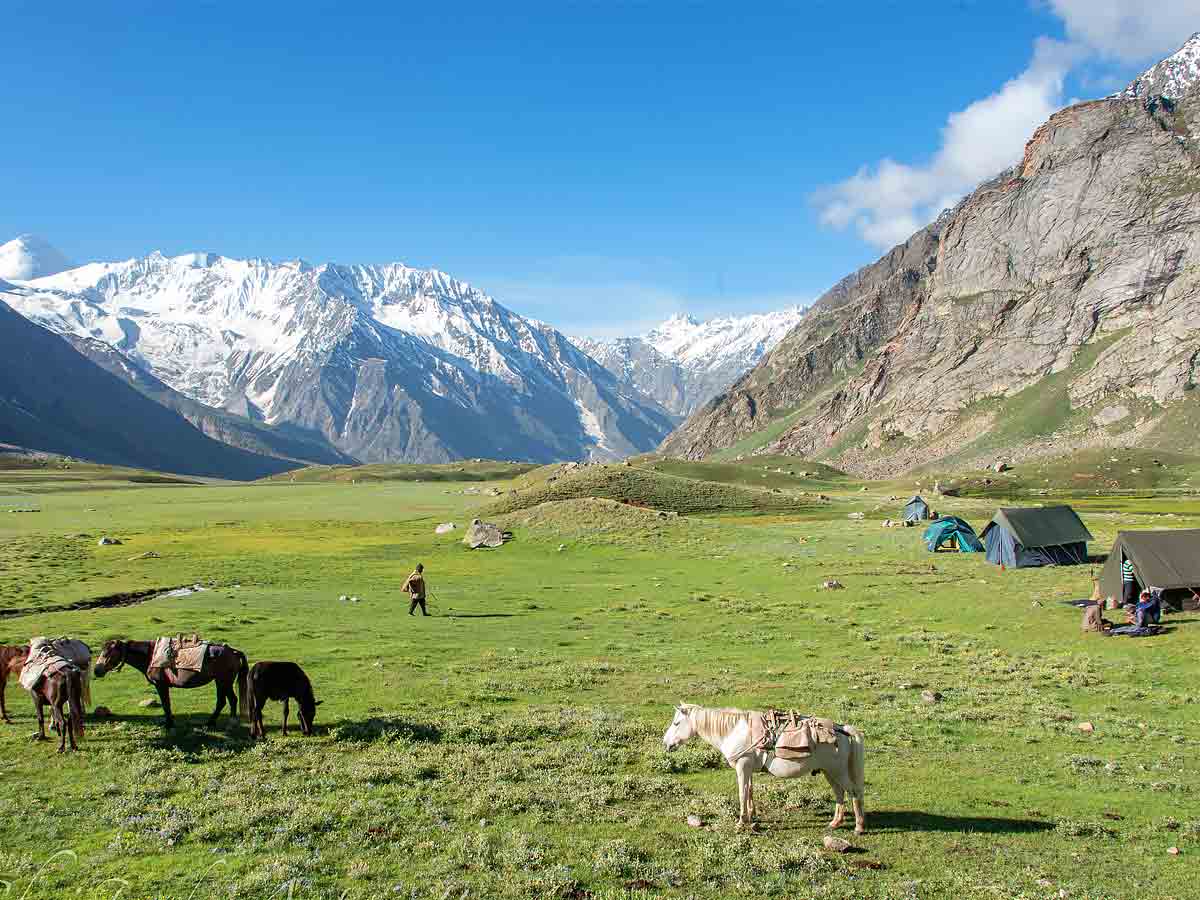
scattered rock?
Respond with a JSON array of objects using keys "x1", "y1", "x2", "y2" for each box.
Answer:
[
  {"x1": 848, "y1": 512, "x2": 865, "y2": 520},
  {"x1": 557, "y1": 544, "x2": 566, "y2": 552},
  {"x1": 686, "y1": 814, "x2": 703, "y2": 828},
  {"x1": 435, "y1": 522, "x2": 456, "y2": 534},
  {"x1": 97, "y1": 536, "x2": 123, "y2": 546},
  {"x1": 921, "y1": 690, "x2": 943, "y2": 704},
  {"x1": 823, "y1": 835, "x2": 853, "y2": 853},
  {"x1": 128, "y1": 551, "x2": 161, "y2": 561},
  {"x1": 1078, "y1": 722, "x2": 1095, "y2": 734},
  {"x1": 821, "y1": 580, "x2": 845, "y2": 590},
  {"x1": 993, "y1": 461, "x2": 1009, "y2": 473},
  {"x1": 92, "y1": 706, "x2": 113, "y2": 718},
  {"x1": 1167, "y1": 846, "x2": 1180, "y2": 855},
  {"x1": 138, "y1": 698, "x2": 160, "y2": 708},
  {"x1": 339, "y1": 595, "x2": 349, "y2": 602},
  {"x1": 350, "y1": 596, "x2": 360, "y2": 603}
]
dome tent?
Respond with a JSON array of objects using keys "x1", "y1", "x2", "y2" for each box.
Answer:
[{"x1": 923, "y1": 516, "x2": 984, "y2": 552}]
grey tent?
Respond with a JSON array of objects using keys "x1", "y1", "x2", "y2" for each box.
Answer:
[
  {"x1": 904, "y1": 496, "x2": 931, "y2": 521},
  {"x1": 980, "y1": 505, "x2": 1093, "y2": 568},
  {"x1": 1100, "y1": 530, "x2": 1200, "y2": 610}
]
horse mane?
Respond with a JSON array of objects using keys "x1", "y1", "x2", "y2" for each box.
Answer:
[{"x1": 682, "y1": 703, "x2": 757, "y2": 741}]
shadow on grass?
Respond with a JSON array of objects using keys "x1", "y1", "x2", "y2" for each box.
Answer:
[
  {"x1": 441, "y1": 612, "x2": 521, "y2": 619},
  {"x1": 867, "y1": 810, "x2": 1055, "y2": 834},
  {"x1": 328, "y1": 716, "x2": 443, "y2": 744},
  {"x1": 91, "y1": 711, "x2": 256, "y2": 755}
]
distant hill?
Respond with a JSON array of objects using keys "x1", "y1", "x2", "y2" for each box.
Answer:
[{"x1": 0, "y1": 297, "x2": 298, "y2": 480}]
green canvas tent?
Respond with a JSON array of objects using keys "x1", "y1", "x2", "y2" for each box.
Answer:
[
  {"x1": 1100, "y1": 529, "x2": 1200, "y2": 610},
  {"x1": 981, "y1": 505, "x2": 1093, "y2": 568}
]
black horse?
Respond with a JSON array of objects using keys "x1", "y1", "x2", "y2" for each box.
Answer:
[{"x1": 247, "y1": 661, "x2": 321, "y2": 738}]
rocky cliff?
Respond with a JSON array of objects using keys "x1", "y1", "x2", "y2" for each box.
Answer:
[{"x1": 662, "y1": 49, "x2": 1200, "y2": 474}]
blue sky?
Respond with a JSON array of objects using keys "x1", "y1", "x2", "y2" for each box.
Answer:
[{"x1": 3, "y1": 1, "x2": 1197, "y2": 334}]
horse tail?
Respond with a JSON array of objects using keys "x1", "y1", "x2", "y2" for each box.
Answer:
[
  {"x1": 236, "y1": 651, "x2": 249, "y2": 722},
  {"x1": 68, "y1": 667, "x2": 85, "y2": 739},
  {"x1": 843, "y1": 725, "x2": 865, "y2": 800}
]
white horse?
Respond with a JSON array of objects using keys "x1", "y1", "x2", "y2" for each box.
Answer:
[{"x1": 662, "y1": 703, "x2": 866, "y2": 833}]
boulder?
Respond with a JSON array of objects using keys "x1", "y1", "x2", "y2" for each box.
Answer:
[
  {"x1": 921, "y1": 690, "x2": 943, "y2": 704},
  {"x1": 97, "y1": 536, "x2": 123, "y2": 546},
  {"x1": 464, "y1": 519, "x2": 512, "y2": 549},
  {"x1": 823, "y1": 836, "x2": 853, "y2": 853},
  {"x1": 435, "y1": 522, "x2": 457, "y2": 534},
  {"x1": 686, "y1": 814, "x2": 703, "y2": 828},
  {"x1": 822, "y1": 580, "x2": 845, "y2": 590}
]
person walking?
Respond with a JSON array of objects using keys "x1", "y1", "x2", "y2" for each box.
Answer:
[{"x1": 402, "y1": 563, "x2": 428, "y2": 616}]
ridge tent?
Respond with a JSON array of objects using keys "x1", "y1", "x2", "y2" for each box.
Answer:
[
  {"x1": 923, "y1": 516, "x2": 984, "y2": 553},
  {"x1": 981, "y1": 505, "x2": 1093, "y2": 568},
  {"x1": 1100, "y1": 530, "x2": 1200, "y2": 611},
  {"x1": 904, "y1": 495, "x2": 931, "y2": 522}
]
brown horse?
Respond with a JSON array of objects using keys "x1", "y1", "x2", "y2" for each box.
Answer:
[
  {"x1": 0, "y1": 644, "x2": 31, "y2": 723},
  {"x1": 93, "y1": 639, "x2": 248, "y2": 728},
  {"x1": 31, "y1": 664, "x2": 86, "y2": 752}
]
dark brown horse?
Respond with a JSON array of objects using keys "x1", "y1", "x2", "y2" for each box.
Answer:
[
  {"x1": 247, "y1": 661, "x2": 322, "y2": 738},
  {"x1": 93, "y1": 639, "x2": 248, "y2": 728},
  {"x1": 31, "y1": 664, "x2": 86, "y2": 752},
  {"x1": 0, "y1": 644, "x2": 31, "y2": 723}
]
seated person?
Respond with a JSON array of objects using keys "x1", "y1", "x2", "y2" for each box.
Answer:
[{"x1": 1108, "y1": 591, "x2": 1159, "y2": 636}]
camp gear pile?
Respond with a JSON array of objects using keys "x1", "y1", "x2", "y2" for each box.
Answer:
[
  {"x1": 19, "y1": 638, "x2": 87, "y2": 693},
  {"x1": 150, "y1": 635, "x2": 213, "y2": 674},
  {"x1": 751, "y1": 710, "x2": 840, "y2": 760}
]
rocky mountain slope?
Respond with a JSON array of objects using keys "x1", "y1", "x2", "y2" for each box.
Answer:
[
  {"x1": 0, "y1": 296, "x2": 297, "y2": 479},
  {"x1": 662, "y1": 38, "x2": 1200, "y2": 474},
  {"x1": 1, "y1": 253, "x2": 676, "y2": 464},
  {"x1": 575, "y1": 308, "x2": 804, "y2": 418}
]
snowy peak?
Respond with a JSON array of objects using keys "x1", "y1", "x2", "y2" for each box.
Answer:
[
  {"x1": 1120, "y1": 32, "x2": 1200, "y2": 100},
  {"x1": 644, "y1": 306, "x2": 805, "y2": 368},
  {"x1": 0, "y1": 234, "x2": 73, "y2": 280},
  {"x1": 576, "y1": 306, "x2": 806, "y2": 419}
]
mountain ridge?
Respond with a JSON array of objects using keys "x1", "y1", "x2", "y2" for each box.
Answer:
[
  {"x1": 661, "y1": 37, "x2": 1200, "y2": 473},
  {"x1": 2, "y1": 251, "x2": 677, "y2": 465}
]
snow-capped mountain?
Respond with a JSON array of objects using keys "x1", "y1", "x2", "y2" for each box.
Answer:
[
  {"x1": 0, "y1": 234, "x2": 73, "y2": 281},
  {"x1": 1, "y1": 248, "x2": 676, "y2": 464},
  {"x1": 575, "y1": 307, "x2": 805, "y2": 418},
  {"x1": 1119, "y1": 32, "x2": 1200, "y2": 100}
]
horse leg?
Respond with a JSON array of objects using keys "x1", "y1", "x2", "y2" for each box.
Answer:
[
  {"x1": 282, "y1": 697, "x2": 290, "y2": 736},
  {"x1": 824, "y1": 770, "x2": 846, "y2": 829},
  {"x1": 226, "y1": 678, "x2": 239, "y2": 722},
  {"x1": 31, "y1": 694, "x2": 47, "y2": 741},
  {"x1": 735, "y1": 758, "x2": 755, "y2": 826},
  {"x1": 0, "y1": 674, "x2": 10, "y2": 723},
  {"x1": 156, "y1": 683, "x2": 175, "y2": 728},
  {"x1": 851, "y1": 793, "x2": 865, "y2": 835},
  {"x1": 56, "y1": 698, "x2": 68, "y2": 753},
  {"x1": 206, "y1": 681, "x2": 227, "y2": 728}
]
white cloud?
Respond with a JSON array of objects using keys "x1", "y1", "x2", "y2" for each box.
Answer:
[
  {"x1": 818, "y1": 2, "x2": 1200, "y2": 250},
  {"x1": 818, "y1": 38, "x2": 1075, "y2": 250},
  {"x1": 1047, "y1": 0, "x2": 1200, "y2": 63}
]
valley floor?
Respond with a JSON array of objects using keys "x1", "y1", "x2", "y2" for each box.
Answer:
[{"x1": 0, "y1": 471, "x2": 1197, "y2": 899}]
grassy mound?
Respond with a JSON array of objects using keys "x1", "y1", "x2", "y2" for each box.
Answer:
[
  {"x1": 636, "y1": 454, "x2": 847, "y2": 491},
  {"x1": 484, "y1": 464, "x2": 812, "y2": 516},
  {"x1": 263, "y1": 460, "x2": 538, "y2": 484},
  {"x1": 496, "y1": 498, "x2": 695, "y2": 543}
]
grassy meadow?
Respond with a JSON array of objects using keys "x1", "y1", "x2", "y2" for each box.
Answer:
[{"x1": 1, "y1": 456, "x2": 1198, "y2": 899}]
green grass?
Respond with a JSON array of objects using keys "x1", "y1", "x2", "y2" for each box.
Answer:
[
  {"x1": 634, "y1": 455, "x2": 848, "y2": 492},
  {"x1": 1, "y1": 467, "x2": 1198, "y2": 898}
]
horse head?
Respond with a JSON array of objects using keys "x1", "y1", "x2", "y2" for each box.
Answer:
[
  {"x1": 663, "y1": 703, "x2": 696, "y2": 752},
  {"x1": 92, "y1": 639, "x2": 127, "y2": 677}
]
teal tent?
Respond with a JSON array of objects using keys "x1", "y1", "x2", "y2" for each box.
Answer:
[{"x1": 924, "y1": 516, "x2": 984, "y2": 553}]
